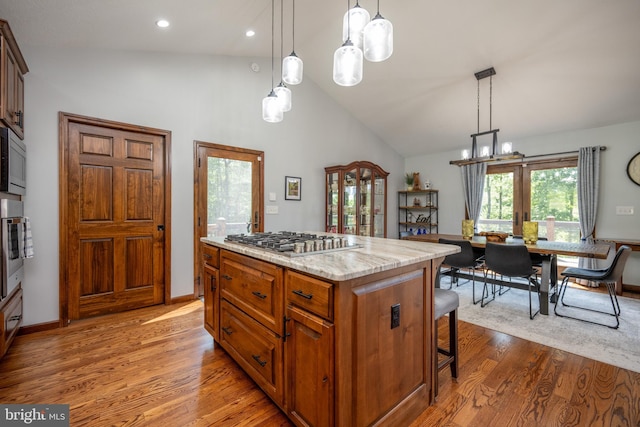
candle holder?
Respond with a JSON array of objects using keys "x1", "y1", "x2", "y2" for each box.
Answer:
[
  {"x1": 523, "y1": 221, "x2": 539, "y2": 244},
  {"x1": 462, "y1": 219, "x2": 474, "y2": 240}
]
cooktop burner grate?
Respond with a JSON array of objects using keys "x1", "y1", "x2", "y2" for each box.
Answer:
[{"x1": 224, "y1": 232, "x2": 361, "y2": 257}]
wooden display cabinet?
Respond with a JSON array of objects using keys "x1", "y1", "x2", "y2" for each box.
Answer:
[{"x1": 325, "y1": 161, "x2": 388, "y2": 238}]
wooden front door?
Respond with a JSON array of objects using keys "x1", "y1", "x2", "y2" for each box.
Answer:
[{"x1": 59, "y1": 113, "x2": 171, "y2": 324}]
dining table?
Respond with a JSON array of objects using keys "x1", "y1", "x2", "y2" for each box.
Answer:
[{"x1": 403, "y1": 233, "x2": 611, "y2": 315}]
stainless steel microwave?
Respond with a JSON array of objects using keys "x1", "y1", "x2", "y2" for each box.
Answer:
[{"x1": 0, "y1": 127, "x2": 26, "y2": 196}]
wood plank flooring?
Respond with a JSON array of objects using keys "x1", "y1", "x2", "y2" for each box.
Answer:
[{"x1": 1, "y1": 299, "x2": 639, "y2": 426}]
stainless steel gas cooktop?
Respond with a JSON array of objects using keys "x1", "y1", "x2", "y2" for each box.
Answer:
[{"x1": 224, "y1": 231, "x2": 361, "y2": 257}]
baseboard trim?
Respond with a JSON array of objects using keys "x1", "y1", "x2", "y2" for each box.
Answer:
[
  {"x1": 171, "y1": 294, "x2": 199, "y2": 304},
  {"x1": 18, "y1": 321, "x2": 60, "y2": 335},
  {"x1": 18, "y1": 297, "x2": 199, "y2": 336}
]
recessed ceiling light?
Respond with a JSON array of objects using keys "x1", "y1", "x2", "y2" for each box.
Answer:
[
  {"x1": 156, "y1": 19, "x2": 170, "y2": 28},
  {"x1": 245, "y1": 29, "x2": 256, "y2": 37}
]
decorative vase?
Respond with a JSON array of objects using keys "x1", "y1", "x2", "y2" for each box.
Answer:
[
  {"x1": 462, "y1": 219, "x2": 474, "y2": 239},
  {"x1": 412, "y1": 172, "x2": 421, "y2": 191},
  {"x1": 523, "y1": 221, "x2": 539, "y2": 244}
]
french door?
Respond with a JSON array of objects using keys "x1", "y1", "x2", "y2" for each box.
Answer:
[
  {"x1": 193, "y1": 141, "x2": 264, "y2": 296},
  {"x1": 479, "y1": 158, "x2": 579, "y2": 241}
]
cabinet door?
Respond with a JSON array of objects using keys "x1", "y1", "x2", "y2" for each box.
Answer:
[
  {"x1": 342, "y1": 168, "x2": 357, "y2": 235},
  {"x1": 203, "y1": 264, "x2": 219, "y2": 341},
  {"x1": 1, "y1": 287, "x2": 22, "y2": 358},
  {"x1": 358, "y1": 167, "x2": 371, "y2": 237},
  {"x1": 285, "y1": 305, "x2": 334, "y2": 427},
  {"x1": 2, "y1": 44, "x2": 24, "y2": 138},
  {"x1": 326, "y1": 172, "x2": 339, "y2": 233},
  {"x1": 220, "y1": 300, "x2": 283, "y2": 406}
]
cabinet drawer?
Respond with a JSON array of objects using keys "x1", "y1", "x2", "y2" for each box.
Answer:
[
  {"x1": 220, "y1": 250, "x2": 283, "y2": 333},
  {"x1": 220, "y1": 300, "x2": 283, "y2": 406},
  {"x1": 202, "y1": 244, "x2": 220, "y2": 268},
  {"x1": 1, "y1": 287, "x2": 23, "y2": 358},
  {"x1": 286, "y1": 271, "x2": 333, "y2": 321}
]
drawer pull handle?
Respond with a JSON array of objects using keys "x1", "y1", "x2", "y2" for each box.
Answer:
[
  {"x1": 210, "y1": 276, "x2": 217, "y2": 291},
  {"x1": 203, "y1": 253, "x2": 212, "y2": 260},
  {"x1": 292, "y1": 289, "x2": 313, "y2": 300},
  {"x1": 221, "y1": 327, "x2": 233, "y2": 335},
  {"x1": 252, "y1": 291, "x2": 267, "y2": 300},
  {"x1": 252, "y1": 354, "x2": 267, "y2": 367},
  {"x1": 222, "y1": 274, "x2": 232, "y2": 280},
  {"x1": 8, "y1": 315, "x2": 22, "y2": 322}
]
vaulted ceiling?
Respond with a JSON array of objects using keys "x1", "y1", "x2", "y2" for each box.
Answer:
[{"x1": 2, "y1": 0, "x2": 639, "y2": 156}]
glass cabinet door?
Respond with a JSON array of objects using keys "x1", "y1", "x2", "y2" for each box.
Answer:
[
  {"x1": 373, "y1": 172, "x2": 386, "y2": 237},
  {"x1": 326, "y1": 172, "x2": 339, "y2": 233},
  {"x1": 343, "y1": 168, "x2": 357, "y2": 234},
  {"x1": 359, "y1": 167, "x2": 372, "y2": 236}
]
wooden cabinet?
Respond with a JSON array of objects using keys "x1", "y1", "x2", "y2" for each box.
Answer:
[
  {"x1": 285, "y1": 305, "x2": 334, "y2": 427},
  {"x1": 1, "y1": 285, "x2": 22, "y2": 358},
  {"x1": 398, "y1": 190, "x2": 439, "y2": 237},
  {"x1": 325, "y1": 161, "x2": 388, "y2": 237},
  {"x1": 202, "y1": 244, "x2": 220, "y2": 340},
  {"x1": 0, "y1": 19, "x2": 28, "y2": 139},
  {"x1": 202, "y1": 241, "x2": 437, "y2": 427}
]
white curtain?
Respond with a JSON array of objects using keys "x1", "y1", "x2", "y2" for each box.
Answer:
[
  {"x1": 461, "y1": 163, "x2": 487, "y2": 230},
  {"x1": 577, "y1": 146, "x2": 601, "y2": 285}
]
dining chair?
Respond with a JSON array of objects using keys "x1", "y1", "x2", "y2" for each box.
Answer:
[
  {"x1": 434, "y1": 288, "x2": 459, "y2": 399},
  {"x1": 554, "y1": 245, "x2": 631, "y2": 329},
  {"x1": 482, "y1": 243, "x2": 541, "y2": 319},
  {"x1": 438, "y1": 238, "x2": 485, "y2": 304}
]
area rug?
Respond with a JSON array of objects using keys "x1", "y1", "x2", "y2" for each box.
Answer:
[{"x1": 442, "y1": 277, "x2": 640, "y2": 373}]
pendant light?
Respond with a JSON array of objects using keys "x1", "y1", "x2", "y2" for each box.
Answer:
[
  {"x1": 263, "y1": 0, "x2": 283, "y2": 123},
  {"x1": 363, "y1": 0, "x2": 393, "y2": 62},
  {"x1": 333, "y1": 0, "x2": 363, "y2": 87},
  {"x1": 274, "y1": 0, "x2": 291, "y2": 112},
  {"x1": 342, "y1": 1, "x2": 369, "y2": 50},
  {"x1": 282, "y1": 0, "x2": 303, "y2": 85}
]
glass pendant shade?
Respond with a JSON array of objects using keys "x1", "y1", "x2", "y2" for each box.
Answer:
[
  {"x1": 333, "y1": 41, "x2": 363, "y2": 87},
  {"x1": 282, "y1": 52, "x2": 303, "y2": 85},
  {"x1": 363, "y1": 14, "x2": 393, "y2": 62},
  {"x1": 274, "y1": 82, "x2": 292, "y2": 112},
  {"x1": 263, "y1": 91, "x2": 283, "y2": 123},
  {"x1": 342, "y1": 5, "x2": 370, "y2": 50}
]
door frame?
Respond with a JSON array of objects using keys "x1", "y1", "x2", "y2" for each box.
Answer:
[
  {"x1": 58, "y1": 112, "x2": 172, "y2": 327},
  {"x1": 193, "y1": 141, "x2": 264, "y2": 297}
]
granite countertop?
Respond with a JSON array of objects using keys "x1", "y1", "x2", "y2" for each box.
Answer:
[{"x1": 201, "y1": 233, "x2": 459, "y2": 281}]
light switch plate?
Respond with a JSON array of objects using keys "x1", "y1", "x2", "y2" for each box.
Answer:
[
  {"x1": 269, "y1": 192, "x2": 276, "y2": 202},
  {"x1": 615, "y1": 206, "x2": 634, "y2": 215},
  {"x1": 266, "y1": 205, "x2": 278, "y2": 214}
]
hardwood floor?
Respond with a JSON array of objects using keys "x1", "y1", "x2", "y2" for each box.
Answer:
[{"x1": 1, "y1": 300, "x2": 638, "y2": 426}]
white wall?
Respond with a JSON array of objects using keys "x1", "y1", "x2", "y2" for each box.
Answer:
[
  {"x1": 406, "y1": 121, "x2": 640, "y2": 286},
  {"x1": 21, "y1": 46, "x2": 404, "y2": 326}
]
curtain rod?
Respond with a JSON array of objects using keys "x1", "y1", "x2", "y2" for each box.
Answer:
[{"x1": 523, "y1": 146, "x2": 607, "y2": 160}]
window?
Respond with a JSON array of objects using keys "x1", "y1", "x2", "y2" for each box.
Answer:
[{"x1": 478, "y1": 158, "x2": 580, "y2": 242}]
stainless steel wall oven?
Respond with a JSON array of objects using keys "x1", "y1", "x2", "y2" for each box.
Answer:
[{"x1": 1, "y1": 199, "x2": 24, "y2": 301}]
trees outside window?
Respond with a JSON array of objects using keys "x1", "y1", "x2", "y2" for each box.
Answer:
[{"x1": 479, "y1": 158, "x2": 580, "y2": 242}]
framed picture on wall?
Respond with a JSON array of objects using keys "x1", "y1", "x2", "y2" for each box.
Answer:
[{"x1": 285, "y1": 176, "x2": 301, "y2": 200}]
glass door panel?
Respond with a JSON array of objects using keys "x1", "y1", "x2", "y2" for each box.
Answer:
[
  {"x1": 528, "y1": 166, "x2": 579, "y2": 242},
  {"x1": 479, "y1": 171, "x2": 515, "y2": 234},
  {"x1": 359, "y1": 167, "x2": 372, "y2": 236},
  {"x1": 374, "y1": 173, "x2": 386, "y2": 237},
  {"x1": 343, "y1": 168, "x2": 357, "y2": 234},
  {"x1": 207, "y1": 157, "x2": 253, "y2": 236},
  {"x1": 326, "y1": 172, "x2": 339, "y2": 233}
]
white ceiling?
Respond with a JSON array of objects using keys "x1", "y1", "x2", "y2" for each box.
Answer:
[{"x1": 2, "y1": 0, "x2": 640, "y2": 157}]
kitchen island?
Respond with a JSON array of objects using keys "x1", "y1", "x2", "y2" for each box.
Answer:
[{"x1": 201, "y1": 233, "x2": 458, "y2": 427}]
